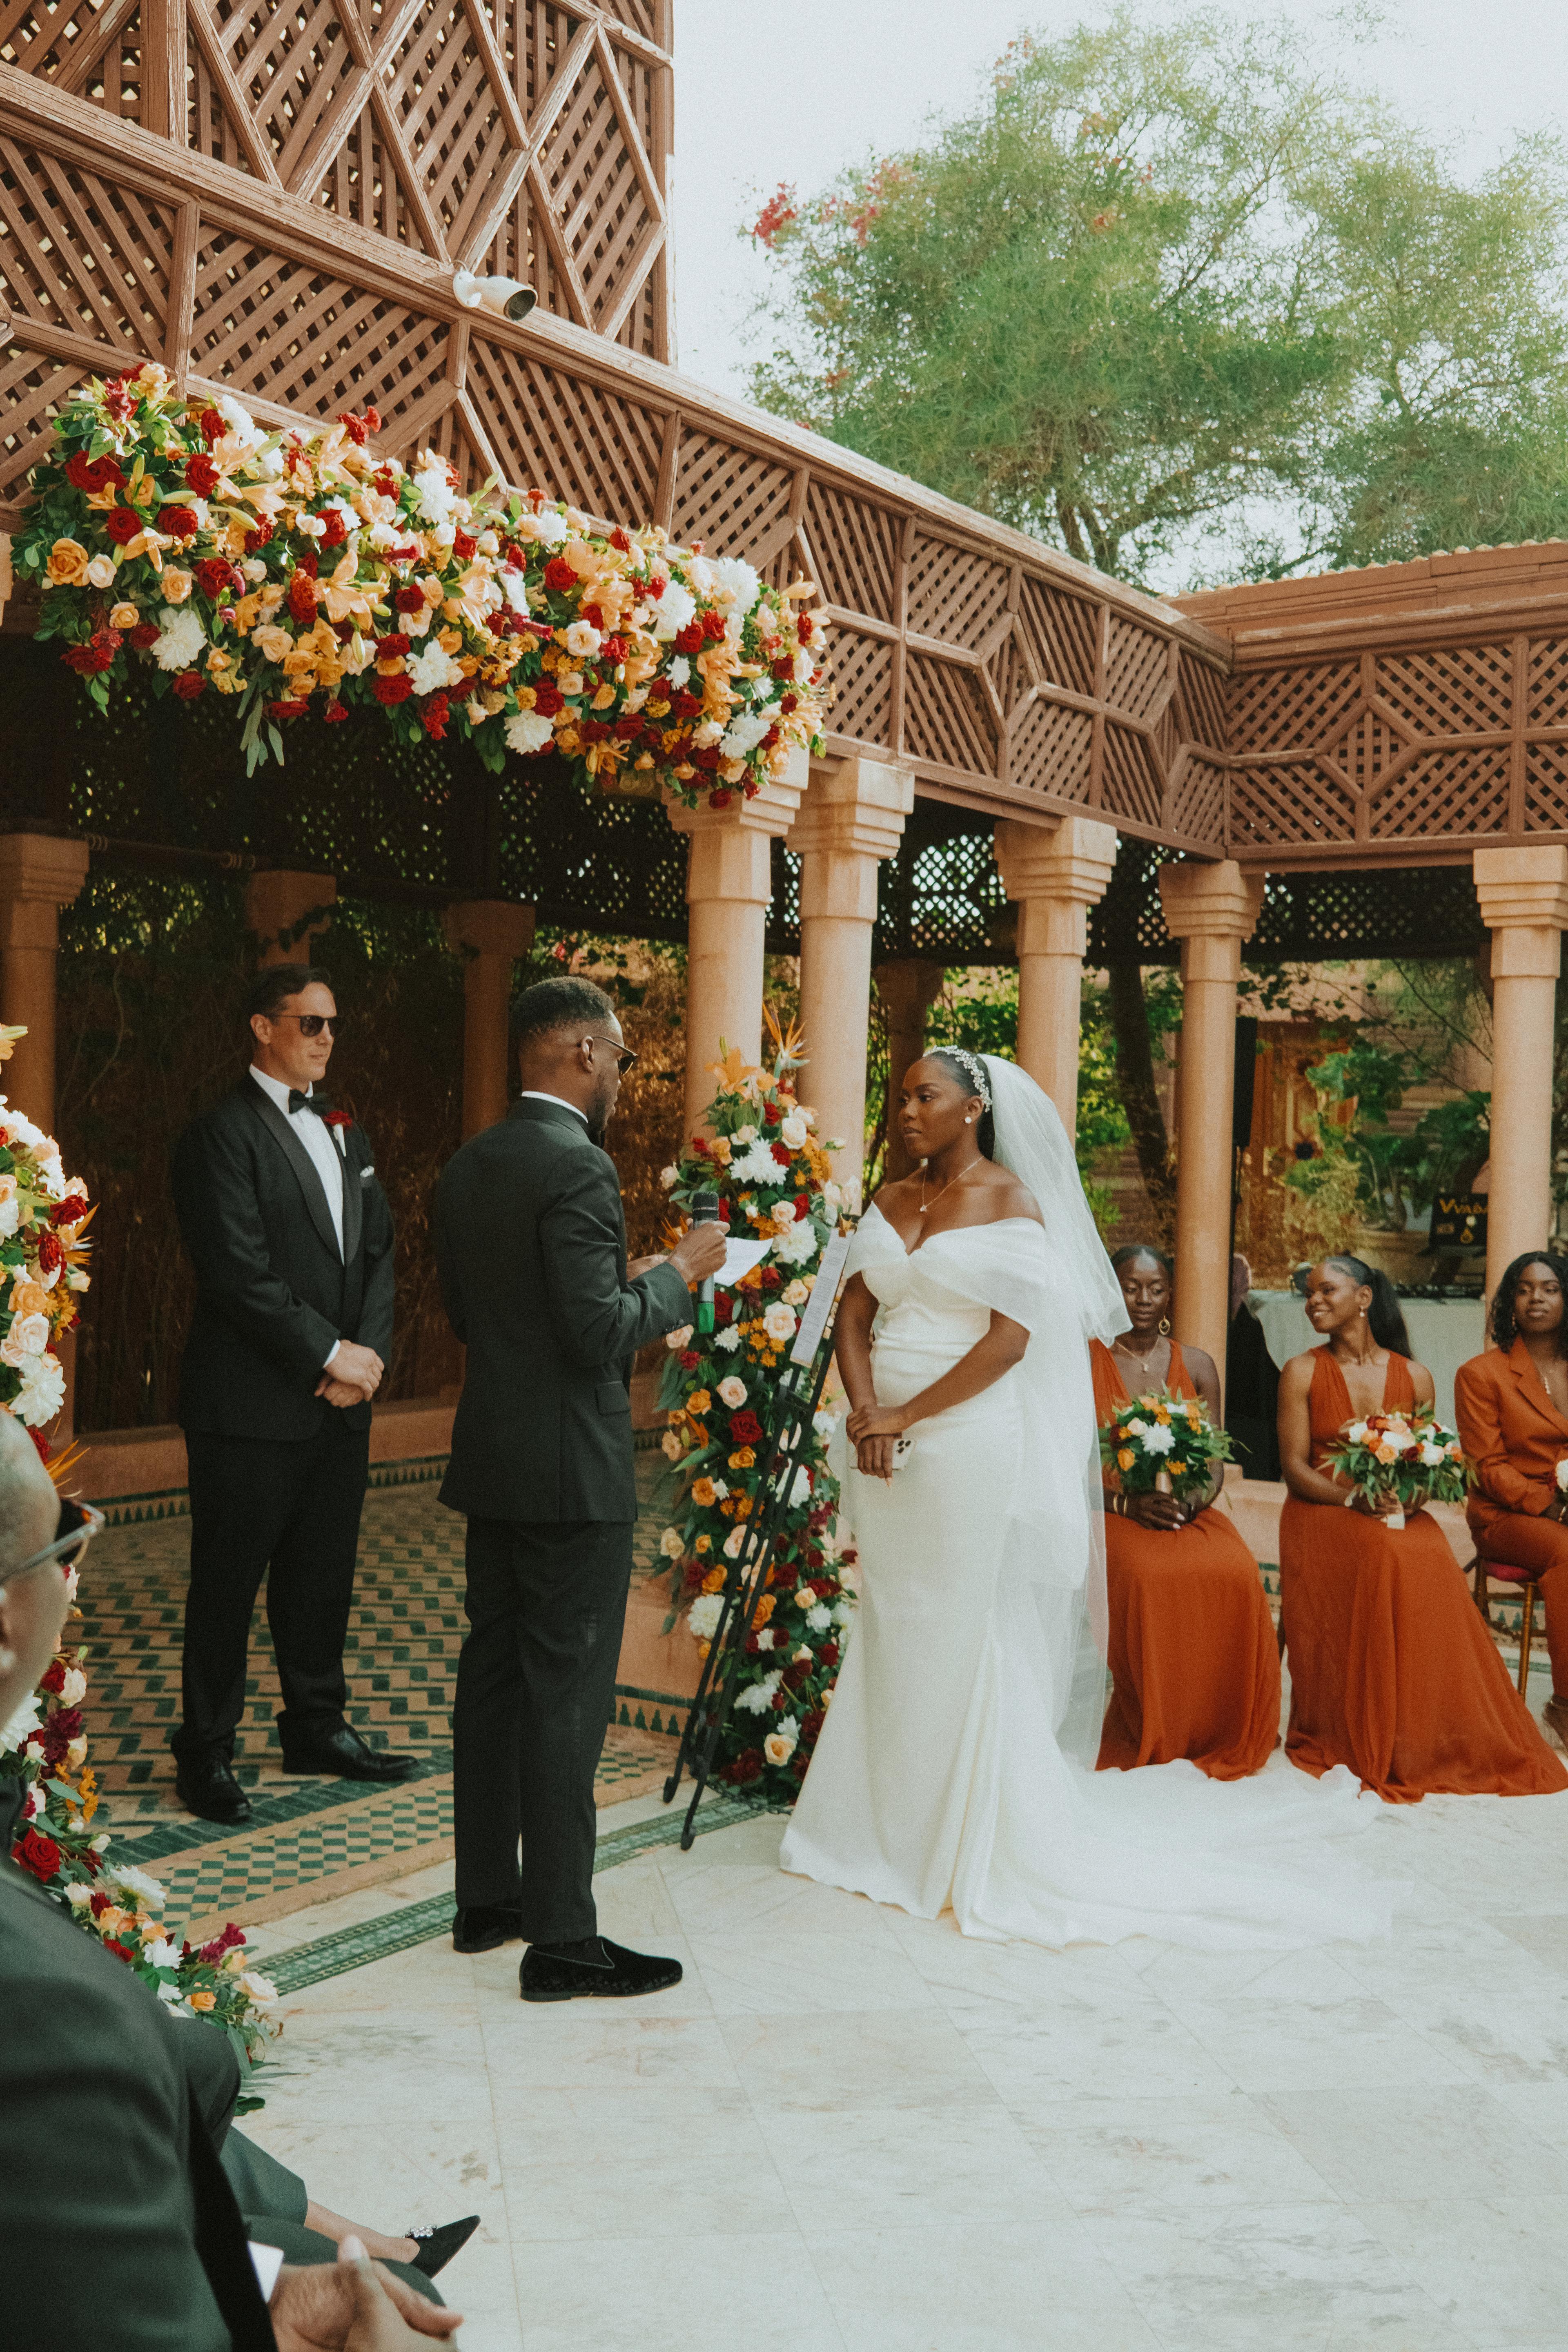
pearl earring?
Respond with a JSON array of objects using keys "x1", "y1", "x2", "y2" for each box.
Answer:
[{"x1": 964, "y1": 1115, "x2": 973, "y2": 1123}]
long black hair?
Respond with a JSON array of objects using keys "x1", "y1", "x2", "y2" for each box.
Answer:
[
  {"x1": 1320, "y1": 1254, "x2": 1412, "y2": 1358},
  {"x1": 1489, "y1": 1248, "x2": 1568, "y2": 1354},
  {"x1": 926, "y1": 1048, "x2": 996, "y2": 1158}
]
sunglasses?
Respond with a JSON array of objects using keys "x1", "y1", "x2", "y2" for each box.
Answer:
[
  {"x1": 9, "y1": 1497, "x2": 105, "y2": 1584},
  {"x1": 270, "y1": 1013, "x2": 342, "y2": 1038},
  {"x1": 585, "y1": 1033, "x2": 637, "y2": 1075}
]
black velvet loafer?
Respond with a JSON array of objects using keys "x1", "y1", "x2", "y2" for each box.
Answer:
[
  {"x1": 406, "y1": 2215, "x2": 480, "y2": 2278},
  {"x1": 451, "y1": 1904, "x2": 523, "y2": 1955},
  {"x1": 520, "y1": 1934, "x2": 683, "y2": 2002},
  {"x1": 174, "y1": 1755, "x2": 252, "y2": 1825}
]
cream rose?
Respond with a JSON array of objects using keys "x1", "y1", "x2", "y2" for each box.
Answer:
[
  {"x1": 109, "y1": 602, "x2": 140, "y2": 630},
  {"x1": 717, "y1": 1376, "x2": 747, "y2": 1409},
  {"x1": 160, "y1": 567, "x2": 194, "y2": 604},
  {"x1": 0, "y1": 1312, "x2": 52, "y2": 1365},
  {"x1": 763, "y1": 1303, "x2": 799, "y2": 1344}
]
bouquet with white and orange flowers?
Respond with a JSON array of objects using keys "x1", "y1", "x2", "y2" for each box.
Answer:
[
  {"x1": 1100, "y1": 1386, "x2": 1233, "y2": 1506},
  {"x1": 1324, "y1": 1407, "x2": 1470, "y2": 1528}
]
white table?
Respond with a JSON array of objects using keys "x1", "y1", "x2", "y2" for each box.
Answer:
[{"x1": 1247, "y1": 1291, "x2": 1486, "y2": 1429}]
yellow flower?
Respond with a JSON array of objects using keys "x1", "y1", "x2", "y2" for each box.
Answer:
[
  {"x1": 701, "y1": 1566, "x2": 724, "y2": 1592},
  {"x1": 728, "y1": 1448, "x2": 755, "y2": 1470},
  {"x1": 46, "y1": 538, "x2": 91, "y2": 587},
  {"x1": 686, "y1": 1389, "x2": 711, "y2": 1416},
  {"x1": 109, "y1": 602, "x2": 140, "y2": 630},
  {"x1": 694, "y1": 1534, "x2": 711, "y2": 1555},
  {"x1": 1117, "y1": 1447, "x2": 1136, "y2": 1471}
]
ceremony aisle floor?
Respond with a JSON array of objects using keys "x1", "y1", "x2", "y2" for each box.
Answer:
[{"x1": 239, "y1": 1766, "x2": 1568, "y2": 2352}]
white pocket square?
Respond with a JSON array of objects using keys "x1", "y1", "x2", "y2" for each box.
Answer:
[{"x1": 359, "y1": 1165, "x2": 374, "y2": 1180}]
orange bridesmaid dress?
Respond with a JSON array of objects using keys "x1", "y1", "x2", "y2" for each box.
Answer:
[
  {"x1": 1279, "y1": 1347, "x2": 1567, "y2": 1802},
  {"x1": 1093, "y1": 1339, "x2": 1281, "y2": 1778}
]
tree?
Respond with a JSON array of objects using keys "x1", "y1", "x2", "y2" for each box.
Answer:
[{"x1": 745, "y1": 8, "x2": 1568, "y2": 586}]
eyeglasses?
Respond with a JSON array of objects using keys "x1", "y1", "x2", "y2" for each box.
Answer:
[
  {"x1": 7, "y1": 1497, "x2": 105, "y2": 1585},
  {"x1": 270, "y1": 1013, "x2": 342, "y2": 1038},
  {"x1": 585, "y1": 1033, "x2": 637, "y2": 1075}
]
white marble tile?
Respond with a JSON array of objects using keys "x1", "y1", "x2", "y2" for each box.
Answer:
[
  {"x1": 719, "y1": 2004, "x2": 1001, "y2": 2111},
  {"x1": 1167, "y1": 1987, "x2": 1473, "y2": 2096},
  {"x1": 803, "y1": 2220, "x2": 1163, "y2": 2352},
  {"x1": 514, "y1": 2230, "x2": 845, "y2": 2351},
  {"x1": 687, "y1": 1926, "x2": 940, "y2": 2016},
  {"x1": 1488, "y1": 1911, "x2": 1568, "y2": 1979},
  {"x1": 496, "y1": 2109, "x2": 791, "y2": 2243},
  {"x1": 958, "y1": 1998, "x2": 1241, "y2": 2103},
  {"x1": 1260, "y1": 2084, "x2": 1568, "y2": 2202},
  {"x1": 665, "y1": 1855, "x2": 901, "y2": 1942},
  {"x1": 479, "y1": 2005, "x2": 744, "y2": 2091},
  {"x1": 756, "y1": 2100, "x2": 1072, "y2": 2233},
  {"x1": 1358, "y1": 2194, "x2": 1568, "y2": 2346},
  {"x1": 1017, "y1": 2090, "x2": 1341, "y2": 2217}
]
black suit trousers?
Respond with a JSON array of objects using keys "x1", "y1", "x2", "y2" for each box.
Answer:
[
  {"x1": 174, "y1": 1418, "x2": 371, "y2": 1760},
  {"x1": 451, "y1": 1516, "x2": 633, "y2": 1941}
]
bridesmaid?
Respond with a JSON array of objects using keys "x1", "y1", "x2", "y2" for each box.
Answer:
[
  {"x1": 1454, "y1": 1250, "x2": 1568, "y2": 1752},
  {"x1": 1093, "y1": 1245, "x2": 1281, "y2": 1779},
  {"x1": 1278, "y1": 1254, "x2": 1567, "y2": 1802}
]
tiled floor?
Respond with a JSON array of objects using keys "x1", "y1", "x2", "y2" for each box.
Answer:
[{"x1": 239, "y1": 1766, "x2": 1568, "y2": 2352}]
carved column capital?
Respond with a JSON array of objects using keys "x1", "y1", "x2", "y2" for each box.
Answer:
[
  {"x1": 995, "y1": 815, "x2": 1120, "y2": 960},
  {"x1": 1474, "y1": 845, "x2": 1568, "y2": 978},
  {"x1": 1158, "y1": 860, "x2": 1264, "y2": 985}
]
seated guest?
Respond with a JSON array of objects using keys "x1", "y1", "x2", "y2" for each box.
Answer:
[
  {"x1": 1092, "y1": 1245, "x2": 1281, "y2": 1778},
  {"x1": 1455, "y1": 1251, "x2": 1568, "y2": 1751},
  {"x1": 1278, "y1": 1254, "x2": 1567, "y2": 1802},
  {"x1": 0, "y1": 1411, "x2": 461, "y2": 2349}
]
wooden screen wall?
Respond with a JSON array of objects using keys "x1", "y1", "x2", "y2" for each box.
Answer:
[{"x1": 0, "y1": 21, "x2": 1233, "y2": 857}]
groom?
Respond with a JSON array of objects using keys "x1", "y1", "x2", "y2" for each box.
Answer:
[{"x1": 435, "y1": 976, "x2": 724, "y2": 2000}]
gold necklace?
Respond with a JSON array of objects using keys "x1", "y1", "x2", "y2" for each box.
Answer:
[
  {"x1": 918, "y1": 1156, "x2": 983, "y2": 1215},
  {"x1": 1114, "y1": 1333, "x2": 1166, "y2": 1377}
]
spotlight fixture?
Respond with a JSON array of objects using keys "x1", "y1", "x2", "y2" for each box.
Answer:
[{"x1": 451, "y1": 270, "x2": 537, "y2": 323}]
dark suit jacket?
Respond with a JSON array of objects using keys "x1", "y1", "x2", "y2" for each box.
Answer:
[
  {"x1": 1455, "y1": 1337, "x2": 1568, "y2": 1543},
  {"x1": 0, "y1": 1783, "x2": 273, "y2": 2349},
  {"x1": 435, "y1": 1096, "x2": 692, "y2": 1522},
  {"x1": 172, "y1": 1077, "x2": 395, "y2": 1440}
]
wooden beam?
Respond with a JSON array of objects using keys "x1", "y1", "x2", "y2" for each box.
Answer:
[{"x1": 165, "y1": 199, "x2": 200, "y2": 388}]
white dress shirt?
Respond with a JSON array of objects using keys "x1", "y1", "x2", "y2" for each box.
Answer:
[
  {"x1": 517, "y1": 1089, "x2": 588, "y2": 1124},
  {"x1": 250, "y1": 1065, "x2": 345, "y2": 1370}
]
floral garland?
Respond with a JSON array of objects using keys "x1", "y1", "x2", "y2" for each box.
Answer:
[
  {"x1": 1, "y1": 1613, "x2": 278, "y2": 2093},
  {"x1": 655, "y1": 1017, "x2": 856, "y2": 1802},
  {"x1": 11, "y1": 364, "x2": 831, "y2": 808},
  {"x1": 0, "y1": 1037, "x2": 92, "y2": 1447}
]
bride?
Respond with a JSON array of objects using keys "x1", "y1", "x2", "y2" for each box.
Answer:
[{"x1": 780, "y1": 1049, "x2": 1396, "y2": 1950}]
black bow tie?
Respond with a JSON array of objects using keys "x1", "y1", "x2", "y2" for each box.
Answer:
[{"x1": 287, "y1": 1090, "x2": 332, "y2": 1118}]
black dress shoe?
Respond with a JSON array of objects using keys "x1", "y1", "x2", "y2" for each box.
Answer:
[
  {"x1": 452, "y1": 1904, "x2": 523, "y2": 1955},
  {"x1": 174, "y1": 1755, "x2": 252, "y2": 1826},
  {"x1": 406, "y1": 2215, "x2": 480, "y2": 2278},
  {"x1": 280, "y1": 1725, "x2": 415, "y2": 1782},
  {"x1": 520, "y1": 1934, "x2": 683, "y2": 2003}
]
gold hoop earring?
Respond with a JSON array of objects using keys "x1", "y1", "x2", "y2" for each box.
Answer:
[{"x1": 1158, "y1": 1316, "x2": 1171, "y2": 1336}]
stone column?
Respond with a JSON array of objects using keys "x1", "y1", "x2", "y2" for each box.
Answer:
[
  {"x1": 245, "y1": 869, "x2": 337, "y2": 966},
  {"x1": 0, "y1": 834, "x2": 91, "y2": 1133},
  {"x1": 787, "y1": 755, "x2": 915, "y2": 1206},
  {"x1": 665, "y1": 757, "x2": 810, "y2": 1136},
  {"x1": 1158, "y1": 860, "x2": 1264, "y2": 1392},
  {"x1": 1473, "y1": 846, "x2": 1568, "y2": 1311},
  {"x1": 994, "y1": 816, "x2": 1120, "y2": 1138},
  {"x1": 442, "y1": 899, "x2": 535, "y2": 1138},
  {"x1": 876, "y1": 957, "x2": 947, "y2": 1178}
]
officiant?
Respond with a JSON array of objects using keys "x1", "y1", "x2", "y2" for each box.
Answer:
[{"x1": 169, "y1": 964, "x2": 410, "y2": 1824}]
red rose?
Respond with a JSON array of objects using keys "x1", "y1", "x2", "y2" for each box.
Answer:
[
  {"x1": 318, "y1": 508, "x2": 348, "y2": 549},
  {"x1": 421, "y1": 694, "x2": 451, "y2": 739},
  {"x1": 294, "y1": 549, "x2": 319, "y2": 579},
  {"x1": 771, "y1": 1143, "x2": 792, "y2": 1167},
  {"x1": 532, "y1": 682, "x2": 565, "y2": 717},
  {"x1": 129, "y1": 622, "x2": 161, "y2": 650},
  {"x1": 645, "y1": 572, "x2": 665, "y2": 598},
  {"x1": 323, "y1": 1109, "x2": 352, "y2": 1127},
  {"x1": 192, "y1": 557, "x2": 238, "y2": 601},
  {"x1": 762, "y1": 1103, "x2": 781, "y2": 1127},
  {"x1": 802, "y1": 1706, "x2": 826, "y2": 1744},
  {"x1": 373, "y1": 634, "x2": 408, "y2": 659},
  {"x1": 198, "y1": 405, "x2": 225, "y2": 444},
  {"x1": 244, "y1": 517, "x2": 274, "y2": 554},
  {"x1": 172, "y1": 671, "x2": 206, "y2": 701},
  {"x1": 373, "y1": 672, "x2": 414, "y2": 704},
  {"x1": 780, "y1": 692, "x2": 799, "y2": 715},
  {"x1": 701, "y1": 609, "x2": 726, "y2": 642},
  {"x1": 266, "y1": 696, "x2": 307, "y2": 717},
  {"x1": 453, "y1": 530, "x2": 476, "y2": 562},
  {"x1": 363, "y1": 406, "x2": 381, "y2": 434},
  {"x1": 730, "y1": 1410, "x2": 763, "y2": 1445},
  {"x1": 105, "y1": 506, "x2": 143, "y2": 544},
  {"x1": 579, "y1": 603, "x2": 604, "y2": 630},
  {"x1": 797, "y1": 614, "x2": 814, "y2": 644},
  {"x1": 12, "y1": 1828, "x2": 60, "y2": 1883},
  {"x1": 723, "y1": 1748, "x2": 764, "y2": 1787},
  {"x1": 782, "y1": 1659, "x2": 811, "y2": 1692},
  {"x1": 612, "y1": 714, "x2": 642, "y2": 741},
  {"x1": 771, "y1": 658, "x2": 793, "y2": 682},
  {"x1": 794, "y1": 1196, "x2": 811, "y2": 1221},
  {"x1": 394, "y1": 584, "x2": 425, "y2": 615},
  {"x1": 64, "y1": 450, "x2": 125, "y2": 494},
  {"x1": 338, "y1": 410, "x2": 368, "y2": 446},
  {"x1": 693, "y1": 746, "x2": 722, "y2": 773},
  {"x1": 791, "y1": 1748, "x2": 811, "y2": 1779},
  {"x1": 62, "y1": 630, "x2": 121, "y2": 676},
  {"x1": 323, "y1": 699, "x2": 349, "y2": 724},
  {"x1": 40, "y1": 1658, "x2": 66, "y2": 1695},
  {"x1": 743, "y1": 781, "x2": 760, "y2": 798},
  {"x1": 543, "y1": 555, "x2": 577, "y2": 592},
  {"x1": 760, "y1": 1265, "x2": 780, "y2": 1289},
  {"x1": 670, "y1": 690, "x2": 702, "y2": 719},
  {"x1": 103, "y1": 1938, "x2": 137, "y2": 1964},
  {"x1": 610, "y1": 528, "x2": 632, "y2": 552},
  {"x1": 820, "y1": 1640, "x2": 840, "y2": 1668},
  {"x1": 674, "y1": 622, "x2": 704, "y2": 655},
  {"x1": 762, "y1": 725, "x2": 781, "y2": 751},
  {"x1": 709, "y1": 789, "x2": 733, "y2": 809},
  {"x1": 579, "y1": 719, "x2": 610, "y2": 745},
  {"x1": 160, "y1": 505, "x2": 198, "y2": 540},
  {"x1": 184, "y1": 453, "x2": 219, "y2": 496},
  {"x1": 287, "y1": 572, "x2": 318, "y2": 624}
]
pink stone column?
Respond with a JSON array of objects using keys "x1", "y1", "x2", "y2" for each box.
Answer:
[
  {"x1": 994, "y1": 816, "x2": 1120, "y2": 1139},
  {"x1": 787, "y1": 756, "x2": 915, "y2": 1206},
  {"x1": 1158, "y1": 860, "x2": 1264, "y2": 1395},
  {"x1": 0, "y1": 834, "x2": 90, "y2": 1134},
  {"x1": 442, "y1": 899, "x2": 536, "y2": 1138},
  {"x1": 665, "y1": 757, "x2": 810, "y2": 1136},
  {"x1": 245, "y1": 869, "x2": 337, "y2": 967},
  {"x1": 1473, "y1": 846, "x2": 1568, "y2": 1312}
]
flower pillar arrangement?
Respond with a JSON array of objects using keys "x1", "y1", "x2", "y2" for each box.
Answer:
[{"x1": 655, "y1": 1017, "x2": 857, "y2": 1802}]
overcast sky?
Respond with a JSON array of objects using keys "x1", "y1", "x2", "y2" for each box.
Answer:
[{"x1": 668, "y1": 0, "x2": 1568, "y2": 401}]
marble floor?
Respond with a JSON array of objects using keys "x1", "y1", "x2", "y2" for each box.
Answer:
[{"x1": 241, "y1": 1767, "x2": 1568, "y2": 2352}]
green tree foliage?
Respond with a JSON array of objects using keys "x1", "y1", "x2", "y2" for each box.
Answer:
[{"x1": 746, "y1": 9, "x2": 1568, "y2": 582}]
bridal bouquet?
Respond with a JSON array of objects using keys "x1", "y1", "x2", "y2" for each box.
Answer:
[
  {"x1": 1100, "y1": 1387, "x2": 1233, "y2": 1506},
  {"x1": 13, "y1": 365, "x2": 831, "y2": 805},
  {"x1": 655, "y1": 1011, "x2": 856, "y2": 1803},
  {"x1": 1324, "y1": 1407, "x2": 1470, "y2": 1527}
]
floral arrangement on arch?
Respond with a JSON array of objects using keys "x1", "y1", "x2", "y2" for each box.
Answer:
[
  {"x1": 12, "y1": 364, "x2": 831, "y2": 806},
  {"x1": 0, "y1": 1035, "x2": 93, "y2": 1448},
  {"x1": 655, "y1": 1015, "x2": 856, "y2": 1803}
]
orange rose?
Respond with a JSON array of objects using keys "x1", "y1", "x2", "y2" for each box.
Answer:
[
  {"x1": 46, "y1": 538, "x2": 91, "y2": 587},
  {"x1": 188, "y1": 1989, "x2": 217, "y2": 2012},
  {"x1": 753, "y1": 1593, "x2": 775, "y2": 1626},
  {"x1": 1117, "y1": 1447, "x2": 1136, "y2": 1471},
  {"x1": 8, "y1": 1280, "x2": 49, "y2": 1318},
  {"x1": 728, "y1": 1448, "x2": 755, "y2": 1470},
  {"x1": 686, "y1": 1389, "x2": 711, "y2": 1416},
  {"x1": 691, "y1": 1477, "x2": 717, "y2": 1507},
  {"x1": 701, "y1": 1566, "x2": 724, "y2": 1592}
]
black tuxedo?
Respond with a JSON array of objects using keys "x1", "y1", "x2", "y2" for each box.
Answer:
[
  {"x1": 171, "y1": 1076, "x2": 396, "y2": 1763},
  {"x1": 435, "y1": 1097, "x2": 690, "y2": 1936},
  {"x1": 0, "y1": 1785, "x2": 273, "y2": 2350}
]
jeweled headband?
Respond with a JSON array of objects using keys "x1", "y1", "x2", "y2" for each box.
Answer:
[{"x1": 933, "y1": 1046, "x2": 992, "y2": 1111}]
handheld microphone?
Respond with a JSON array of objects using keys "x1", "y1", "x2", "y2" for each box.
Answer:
[{"x1": 691, "y1": 1188, "x2": 721, "y2": 1332}]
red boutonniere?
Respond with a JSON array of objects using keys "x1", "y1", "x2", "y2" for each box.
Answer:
[{"x1": 323, "y1": 1110, "x2": 352, "y2": 1129}]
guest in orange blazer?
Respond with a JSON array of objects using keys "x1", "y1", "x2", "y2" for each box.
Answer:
[{"x1": 1454, "y1": 1249, "x2": 1568, "y2": 1750}]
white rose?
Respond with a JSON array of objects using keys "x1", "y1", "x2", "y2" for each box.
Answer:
[
  {"x1": 0, "y1": 1312, "x2": 52, "y2": 1366},
  {"x1": 693, "y1": 719, "x2": 725, "y2": 749},
  {"x1": 772, "y1": 1219, "x2": 820, "y2": 1266},
  {"x1": 755, "y1": 1627, "x2": 775, "y2": 1652},
  {"x1": 142, "y1": 1937, "x2": 181, "y2": 1970},
  {"x1": 806, "y1": 1604, "x2": 832, "y2": 1632},
  {"x1": 665, "y1": 1325, "x2": 694, "y2": 1351},
  {"x1": 687, "y1": 1593, "x2": 723, "y2": 1641},
  {"x1": 717, "y1": 1376, "x2": 747, "y2": 1409},
  {"x1": 240, "y1": 1971, "x2": 278, "y2": 2006},
  {"x1": 793, "y1": 644, "x2": 815, "y2": 684},
  {"x1": 659, "y1": 1527, "x2": 683, "y2": 1559},
  {"x1": 710, "y1": 1479, "x2": 730, "y2": 1501},
  {"x1": 1347, "y1": 1420, "x2": 1369, "y2": 1444},
  {"x1": 833, "y1": 1601, "x2": 854, "y2": 1626},
  {"x1": 1419, "y1": 1441, "x2": 1446, "y2": 1468},
  {"x1": 734, "y1": 1125, "x2": 757, "y2": 1145},
  {"x1": 65, "y1": 1882, "x2": 92, "y2": 1909},
  {"x1": 813, "y1": 1409, "x2": 838, "y2": 1439},
  {"x1": 659, "y1": 1165, "x2": 679, "y2": 1189},
  {"x1": 771, "y1": 1200, "x2": 797, "y2": 1232},
  {"x1": 59, "y1": 1667, "x2": 86, "y2": 1708},
  {"x1": 85, "y1": 554, "x2": 116, "y2": 589},
  {"x1": 793, "y1": 1645, "x2": 812, "y2": 1663},
  {"x1": 780, "y1": 1113, "x2": 809, "y2": 1149},
  {"x1": 763, "y1": 1303, "x2": 798, "y2": 1343},
  {"x1": 504, "y1": 709, "x2": 555, "y2": 755},
  {"x1": 714, "y1": 1327, "x2": 742, "y2": 1352},
  {"x1": 563, "y1": 620, "x2": 602, "y2": 658},
  {"x1": 763, "y1": 1725, "x2": 798, "y2": 1767},
  {"x1": 784, "y1": 1468, "x2": 812, "y2": 1510}
]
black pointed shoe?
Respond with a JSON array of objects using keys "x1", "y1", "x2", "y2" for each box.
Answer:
[
  {"x1": 280, "y1": 1725, "x2": 415, "y2": 1782},
  {"x1": 452, "y1": 1904, "x2": 523, "y2": 1955},
  {"x1": 174, "y1": 1755, "x2": 252, "y2": 1825},
  {"x1": 520, "y1": 1934, "x2": 683, "y2": 2002},
  {"x1": 406, "y1": 2215, "x2": 480, "y2": 2278}
]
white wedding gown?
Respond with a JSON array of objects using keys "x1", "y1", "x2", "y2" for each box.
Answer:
[{"x1": 780, "y1": 1201, "x2": 1397, "y2": 1951}]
